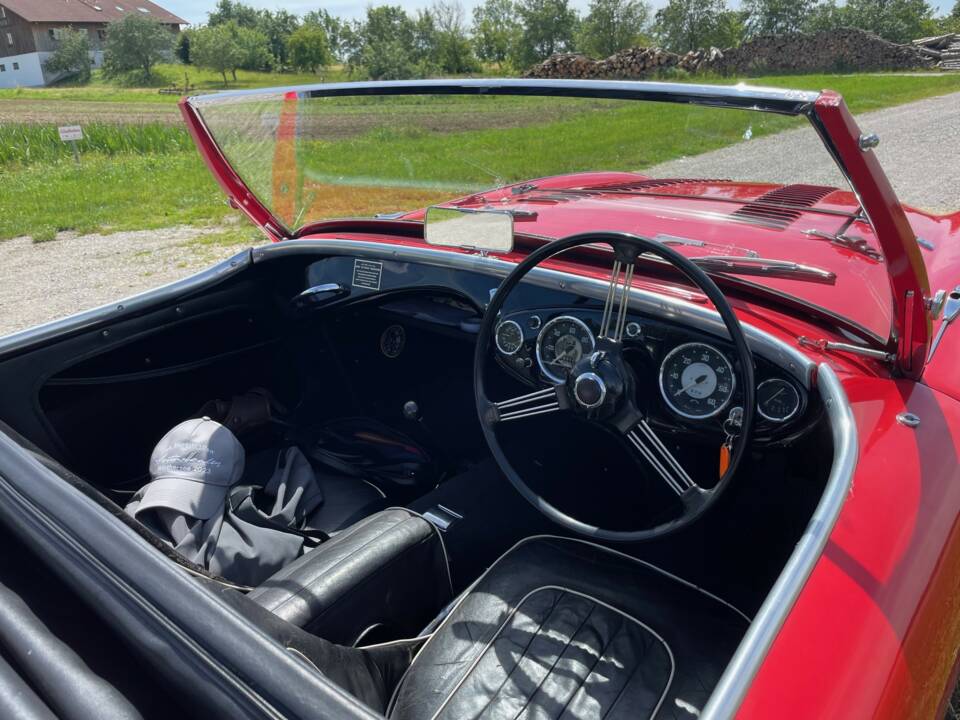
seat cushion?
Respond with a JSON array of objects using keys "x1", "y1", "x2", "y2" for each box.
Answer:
[
  {"x1": 248, "y1": 508, "x2": 452, "y2": 646},
  {"x1": 388, "y1": 536, "x2": 750, "y2": 720}
]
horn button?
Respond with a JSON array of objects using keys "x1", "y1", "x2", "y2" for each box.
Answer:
[{"x1": 566, "y1": 346, "x2": 631, "y2": 418}]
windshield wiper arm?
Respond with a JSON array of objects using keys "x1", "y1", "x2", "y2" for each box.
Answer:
[{"x1": 688, "y1": 256, "x2": 837, "y2": 285}]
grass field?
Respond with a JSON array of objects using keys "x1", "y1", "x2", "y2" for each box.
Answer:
[{"x1": 1, "y1": 70, "x2": 959, "y2": 242}]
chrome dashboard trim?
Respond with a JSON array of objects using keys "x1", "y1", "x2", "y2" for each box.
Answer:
[
  {"x1": 254, "y1": 239, "x2": 818, "y2": 389},
  {"x1": 700, "y1": 363, "x2": 857, "y2": 718}
]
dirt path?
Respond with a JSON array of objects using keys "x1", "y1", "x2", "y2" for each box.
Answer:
[{"x1": 0, "y1": 227, "x2": 249, "y2": 338}]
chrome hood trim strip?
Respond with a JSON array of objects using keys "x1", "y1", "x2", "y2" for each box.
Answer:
[
  {"x1": 254, "y1": 239, "x2": 816, "y2": 387},
  {"x1": 700, "y1": 363, "x2": 857, "y2": 718}
]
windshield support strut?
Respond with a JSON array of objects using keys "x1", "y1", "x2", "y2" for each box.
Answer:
[{"x1": 812, "y1": 92, "x2": 931, "y2": 378}]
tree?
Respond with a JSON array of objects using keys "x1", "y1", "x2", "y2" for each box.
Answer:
[
  {"x1": 102, "y1": 14, "x2": 173, "y2": 81},
  {"x1": 577, "y1": 0, "x2": 650, "y2": 58},
  {"x1": 843, "y1": 0, "x2": 934, "y2": 43},
  {"x1": 44, "y1": 28, "x2": 92, "y2": 83},
  {"x1": 515, "y1": 0, "x2": 579, "y2": 66},
  {"x1": 654, "y1": 0, "x2": 732, "y2": 52},
  {"x1": 287, "y1": 24, "x2": 332, "y2": 73},
  {"x1": 742, "y1": 0, "x2": 814, "y2": 36},
  {"x1": 432, "y1": 1, "x2": 481, "y2": 73},
  {"x1": 472, "y1": 0, "x2": 521, "y2": 68},
  {"x1": 358, "y1": 6, "x2": 420, "y2": 79},
  {"x1": 232, "y1": 23, "x2": 273, "y2": 71},
  {"x1": 257, "y1": 9, "x2": 299, "y2": 68},
  {"x1": 175, "y1": 31, "x2": 190, "y2": 64},
  {"x1": 802, "y1": 0, "x2": 846, "y2": 32},
  {"x1": 302, "y1": 9, "x2": 349, "y2": 62},
  {"x1": 207, "y1": 0, "x2": 259, "y2": 28},
  {"x1": 189, "y1": 24, "x2": 244, "y2": 85}
]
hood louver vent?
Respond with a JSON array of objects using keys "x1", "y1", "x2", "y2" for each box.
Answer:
[
  {"x1": 731, "y1": 184, "x2": 834, "y2": 229},
  {"x1": 520, "y1": 178, "x2": 707, "y2": 205},
  {"x1": 583, "y1": 178, "x2": 706, "y2": 192}
]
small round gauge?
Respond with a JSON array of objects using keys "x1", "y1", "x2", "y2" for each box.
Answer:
[
  {"x1": 659, "y1": 342, "x2": 735, "y2": 419},
  {"x1": 757, "y1": 378, "x2": 801, "y2": 423},
  {"x1": 380, "y1": 325, "x2": 405, "y2": 358},
  {"x1": 536, "y1": 316, "x2": 596, "y2": 383},
  {"x1": 495, "y1": 320, "x2": 524, "y2": 355}
]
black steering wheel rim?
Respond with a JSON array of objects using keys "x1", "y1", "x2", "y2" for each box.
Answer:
[{"x1": 474, "y1": 231, "x2": 756, "y2": 542}]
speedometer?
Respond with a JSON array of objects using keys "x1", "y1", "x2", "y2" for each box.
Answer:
[
  {"x1": 659, "y1": 342, "x2": 735, "y2": 419},
  {"x1": 536, "y1": 316, "x2": 595, "y2": 383}
]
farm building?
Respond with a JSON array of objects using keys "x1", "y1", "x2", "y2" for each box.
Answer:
[{"x1": 0, "y1": 0, "x2": 185, "y2": 88}]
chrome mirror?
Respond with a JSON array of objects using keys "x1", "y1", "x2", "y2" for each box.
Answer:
[{"x1": 424, "y1": 206, "x2": 514, "y2": 254}]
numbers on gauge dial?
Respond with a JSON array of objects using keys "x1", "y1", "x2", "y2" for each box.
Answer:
[
  {"x1": 659, "y1": 342, "x2": 735, "y2": 419},
  {"x1": 536, "y1": 316, "x2": 596, "y2": 383},
  {"x1": 757, "y1": 378, "x2": 801, "y2": 422}
]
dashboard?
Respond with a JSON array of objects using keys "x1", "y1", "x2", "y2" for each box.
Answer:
[
  {"x1": 298, "y1": 252, "x2": 818, "y2": 444},
  {"x1": 494, "y1": 306, "x2": 814, "y2": 441}
]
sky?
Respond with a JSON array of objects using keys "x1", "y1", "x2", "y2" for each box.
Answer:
[{"x1": 163, "y1": 0, "x2": 956, "y2": 26}]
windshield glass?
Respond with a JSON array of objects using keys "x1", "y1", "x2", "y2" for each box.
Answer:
[{"x1": 190, "y1": 85, "x2": 892, "y2": 342}]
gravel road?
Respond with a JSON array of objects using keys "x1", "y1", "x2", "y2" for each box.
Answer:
[
  {"x1": 0, "y1": 227, "x2": 247, "y2": 338},
  {"x1": 645, "y1": 90, "x2": 960, "y2": 214},
  {"x1": 1, "y1": 89, "x2": 957, "y2": 340}
]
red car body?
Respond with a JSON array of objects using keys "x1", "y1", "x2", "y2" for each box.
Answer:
[{"x1": 178, "y1": 81, "x2": 960, "y2": 719}]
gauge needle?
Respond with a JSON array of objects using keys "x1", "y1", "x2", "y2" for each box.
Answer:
[
  {"x1": 675, "y1": 374, "x2": 708, "y2": 397},
  {"x1": 765, "y1": 387, "x2": 786, "y2": 403},
  {"x1": 551, "y1": 348, "x2": 576, "y2": 365}
]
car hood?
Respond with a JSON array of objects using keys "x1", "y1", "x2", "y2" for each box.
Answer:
[{"x1": 406, "y1": 173, "x2": 897, "y2": 342}]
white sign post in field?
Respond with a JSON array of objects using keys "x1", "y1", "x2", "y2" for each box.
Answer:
[{"x1": 58, "y1": 125, "x2": 83, "y2": 164}]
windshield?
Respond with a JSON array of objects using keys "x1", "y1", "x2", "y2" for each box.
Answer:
[{"x1": 189, "y1": 83, "x2": 893, "y2": 342}]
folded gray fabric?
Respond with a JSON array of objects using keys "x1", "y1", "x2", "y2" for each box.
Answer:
[{"x1": 127, "y1": 426, "x2": 328, "y2": 586}]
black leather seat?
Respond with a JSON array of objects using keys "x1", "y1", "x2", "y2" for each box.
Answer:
[
  {"x1": 249, "y1": 508, "x2": 452, "y2": 646},
  {"x1": 387, "y1": 536, "x2": 750, "y2": 720}
]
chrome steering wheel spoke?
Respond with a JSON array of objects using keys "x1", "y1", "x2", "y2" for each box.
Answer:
[
  {"x1": 598, "y1": 246, "x2": 640, "y2": 343},
  {"x1": 492, "y1": 385, "x2": 563, "y2": 423},
  {"x1": 624, "y1": 420, "x2": 698, "y2": 496}
]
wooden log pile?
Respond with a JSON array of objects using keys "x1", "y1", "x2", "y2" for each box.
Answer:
[
  {"x1": 523, "y1": 48, "x2": 680, "y2": 79},
  {"x1": 524, "y1": 28, "x2": 934, "y2": 80},
  {"x1": 912, "y1": 33, "x2": 960, "y2": 70}
]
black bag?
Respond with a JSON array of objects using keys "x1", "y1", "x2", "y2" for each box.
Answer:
[{"x1": 298, "y1": 418, "x2": 438, "y2": 498}]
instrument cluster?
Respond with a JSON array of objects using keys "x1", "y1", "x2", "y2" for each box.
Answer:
[{"x1": 494, "y1": 308, "x2": 809, "y2": 436}]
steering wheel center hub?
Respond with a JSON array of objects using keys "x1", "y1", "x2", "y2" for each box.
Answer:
[
  {"x1": 567, "y1": 347, "x2": 630, "y2": 418},
  {"x1": 573, "y1": 372, "x2": 606, "y2": 408}
]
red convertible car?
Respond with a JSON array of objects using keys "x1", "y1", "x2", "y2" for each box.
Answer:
[{"x1": 0, "y1": 79, "x2": 958, "y2": 720}]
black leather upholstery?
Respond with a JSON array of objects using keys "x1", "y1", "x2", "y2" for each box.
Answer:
[
  {"x1": 389, "y1": 536, "x2": 749, "y2": 720},
  {"x1": 248, "y1": 508, "x2": 452, "y2": 646}
]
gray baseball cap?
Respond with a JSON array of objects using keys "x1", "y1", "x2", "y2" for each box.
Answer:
[{"x1": 135, "y1": 418, "x2": 245, "y2": 520}]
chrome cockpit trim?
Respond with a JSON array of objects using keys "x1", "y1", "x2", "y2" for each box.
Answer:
[
  {"x1": 700, "y1": 363, "x2": 857, "y2": 718},
  {"x1": 253, "y1": 239, "x2": 817, "y2": 388}
]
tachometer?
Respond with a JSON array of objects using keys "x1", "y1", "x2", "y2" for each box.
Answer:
[
  {"x1": 659, "y1": 342, "x2": 735, "y2": 419},
  {"x1": 757, "y1": 378, "x2": 801, "y2": 422},
  {"x1": 536, "y1": 316, "x2": 595, "y2": 383},
  {"x1": 495, "y1": 320, "x2": 524, "y2": 355}
]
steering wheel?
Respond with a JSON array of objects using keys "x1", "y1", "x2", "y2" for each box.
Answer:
[{"x1": 475, "y1": 232, "x2": 755, "y2": 542}]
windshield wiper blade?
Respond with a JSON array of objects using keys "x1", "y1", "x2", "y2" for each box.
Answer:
[{"x1": 688, "y1": 256, "x2": 837, "y2": 285}]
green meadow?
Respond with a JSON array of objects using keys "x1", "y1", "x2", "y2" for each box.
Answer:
[{"x1": 1, "y1": 71, "x2": 958, "y2": 242}]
